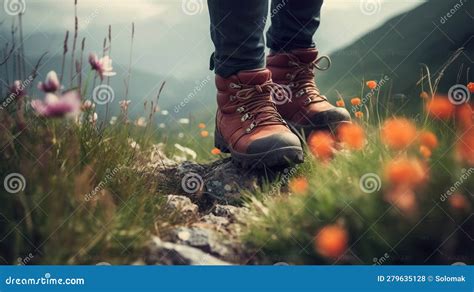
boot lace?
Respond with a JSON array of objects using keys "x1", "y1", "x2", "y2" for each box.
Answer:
[
  {"x1": 228, "y1": 81, "x2": 287, "y2": 133},
  {"x1": 286, "y1": 55, "x2": 331, "y2": 106}
]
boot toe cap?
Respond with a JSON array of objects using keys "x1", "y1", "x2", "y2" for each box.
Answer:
[
  {"x1": 309, "y1": 107, "x2": 351, "y2": 127},
  {"x1": 247, "y1": 133, "x2": 302, "y2": 155}
]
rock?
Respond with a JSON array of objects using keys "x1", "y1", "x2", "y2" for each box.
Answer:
[
  {"x1": 212, "y1": 205, "x2": 247, "y2": 222},
  {"x1": 144, "y1": 237, "x2": 230, "y2": 265},
  {"x1": 200, "y1": 214, "x2": 230, "y2": 227},
  {"x1": 161, "y1": 158, "x2": 299, "y2": 208},
  {"x1": 170, "y1": 227, "x2": 232, "y2": 259},
  {"x1": 165, "y1": 195, "x2": 198, "y2": 217}
]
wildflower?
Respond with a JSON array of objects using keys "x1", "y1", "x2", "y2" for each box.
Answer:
[
  {"x1": 159, "y1": 123, "x2": 166, "y2": 128},
  {"x1": 89, "y1": 112, "x2": 98, "y2": 124},
  {"x1": 289, "y1": 177, "x2": 309, "y2": 194},
  {"x1": 110, "y1": 116, "x2": 118, "y2": 125},
  {"x1": 30, "y1": 91, "x2": 81, "y2": 118},
  {"x1": 179, "y1": 118, "x2": 190, "y2": 125},
  {"x1": 385, "y1": 157, "x2": 427, "y2": 188},
  {"x1": 419, "y1": 131, "x2": 438, "y2": 150},
  {"x1": 385, "y1": 187, "x2": 417, "y2": 216},
  {"x1": 426, "y1": 97, "x2": 455, "y2": 120},
  {"x1": 82, "y1": 100, "x2": 94, "y2": 111},
  {"x1": 350, "y1": 98, "x2": 361, "y2": 106},
  {"x1": 89, "y1": 53, "x2": 116, "y2": 80},
  {"x1": 161, "y1": 110, "x2": 169, "y2": 116},
  {"x1": 366, "y1": 80, "x2": 377, "y2": 90},
  {"x1": 419, "y1": 91, "x2": 430, "y2": 99},
  {"x1": 467, "y1": 82, "x2": 474, "y2": 94},
  {"x1": 308, "y1": 131, "x2": 335, "y2": 161},
  {"x1": 119, "y1": 100, "x2": 131, "y2": 112},
  {"x1": 211, "y1": 148, "x2": 221, "y2": 155},
  {"x1": 449, "y1": 193, "x2": 470, "y2": 212},
  {"x1": 419, "y1": 145, "x2": 432, "y2": 159},
  {"x1": 314, "y1": 225, "x2": 348, "y2": 259},
  {"x1": 355, "y1": 111, "x2": 364, "y2": 119},
  {"x1": 128, "y1": 138, "x2": 141, "y2": 150},
  {"x1": 457, "y1": 128, "x2": 474, "y2": 165},
  {"x1": 337, "y1": 123, "x2": 365, "y2": 150},
  {"x1": 198, "y1": 123, "x2": 206, "y2": 129},
  {"x1": 135, "y1": 117, "x2": 147, "y2": 127},
  {"x1": 381, "y1": 118, "x2": 417, "y2": 150},
  {"x1": 10, "y1": 80, "x2": 27, "y2": 98},
  {"x1": 455, "y1": 103, "x2": 473, "y2": 129},
  {"x1": 37, "y1": 71, "x2": 60, "y2": 93},
  {"x1": 336, "y1": 99, "x2": 345, "y2": 107},
  {"x1": 200, "y1": 130, "x2": 209, "y2": 138}
]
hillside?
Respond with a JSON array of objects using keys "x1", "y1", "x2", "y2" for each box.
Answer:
[{"x1": 319, "y1": 0, "x2": 474, "y2": 105}]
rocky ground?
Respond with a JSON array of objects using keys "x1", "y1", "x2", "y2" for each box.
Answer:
[{"x1": 132, "y1": 145, "x2": 290, "y2": 265}]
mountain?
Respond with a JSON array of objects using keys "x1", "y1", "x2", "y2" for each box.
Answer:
[{"x1": 318, "y1": 0, "x2": 474, "y2": 109}]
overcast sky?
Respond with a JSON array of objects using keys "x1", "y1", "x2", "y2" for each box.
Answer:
[{"x1": 1, "y1": 0, "x2": 425, "y2": 78}]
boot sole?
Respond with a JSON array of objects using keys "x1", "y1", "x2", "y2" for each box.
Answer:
[{"x1": 214, "y1": 131, "x2": 304, "y2": 169}]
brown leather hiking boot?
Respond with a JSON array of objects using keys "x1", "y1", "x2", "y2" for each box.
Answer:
[
  {"x1": 214, "y1": 69, "x2": 304, "y2": 168},
  {"x1": 267, "y1": 48, "x2": 351, "y2": 138}
]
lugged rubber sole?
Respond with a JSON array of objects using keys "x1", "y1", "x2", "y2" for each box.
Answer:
[{"x1": 214, "y1": 131, "x2": 304, "y2": 169}]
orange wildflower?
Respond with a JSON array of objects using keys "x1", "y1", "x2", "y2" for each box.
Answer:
[
  {"x1": 366, "y1": 80, "x2": 377, "y2": 90},
  {"x1": 467, "y1": 82, "x2": 474, "y2": 94},
  {"x1": 198, "y1": 123, "x2": 206, "y2": 129},
  {"x1": 419, "y1": 91, "x2": 430, "y2": 99},
  {"x1": 419, "y1": 131, "x2": 438, "y2": 150},
  {"x1": 385, "y1": 157, "x2": 427, "y2": 188},
  {"x1": 289, "y1": 177, "x2": 309, "y2": 194},
  {"x1": 336, "y1": 100, "x2": 345, "y2": 107},
  {"x1": 200, "y1": 130, "x2": 209, "y2": 138},
  {"x1": 355, "y1": 111, "x2": 364, "y2": 119},
  {"x1": 457, "y1": 128, "x2": 474, "y2": 165},
  {"x1": 211, "y1": 148, "x2": 221, "y2": 155},
  {"x1": 455, "y1": 103, "x2": 473, "y2": 129},
  {"x1": 308, "y1": 131, "x2": 335, "y2": 161},
  {"x1": 385, "y1": 187, "x2": 417, "y2": 216},
  {"x1": 337, "y1": 123, "x2": 366, "y2": 150},
  {"x1": 381, "y1": 118, "x2": 417, "y2": 150},
  {"x1": 426, "y1": 97, "x2": 455, "y2": 120},
  {"x1": 351, "y1": 98, "x2": 362, "y2": 106},
  {"x1": 449, "y1": 193, "x2": 470, "y2": 212},
  {"x1": 314, "y1": 225, "x2": 348, "y2": 259},
  {"x1": 419, "y1": 145, "x2": 432, "y2": 159}
]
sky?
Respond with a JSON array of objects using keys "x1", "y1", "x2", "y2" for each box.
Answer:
[{"x1": 1, "y1": 0, "x2": 425, "y2": 79}]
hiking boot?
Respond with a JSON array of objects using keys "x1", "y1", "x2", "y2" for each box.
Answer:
[
  {"x1": 214, "y1": 69, "x2": 304, "y2": 168},
  {"x1": 267, "y1": 48, "x2": 351, "y2": 138}
]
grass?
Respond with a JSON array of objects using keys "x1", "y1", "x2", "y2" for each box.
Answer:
[
  {"x1": 241, "y1": 97, "x2": 473, "y2": 265},
  {"x1": 1, "y1": 4, "x2": 472, "y2": 266}
]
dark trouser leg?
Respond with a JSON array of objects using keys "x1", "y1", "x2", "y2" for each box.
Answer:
[
  {"x1": 207, "y1": 0, "x2": 268, "y2": 78},
  {"x1": 267, "y1": 0, "x2": 324, "y2": 52}
]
